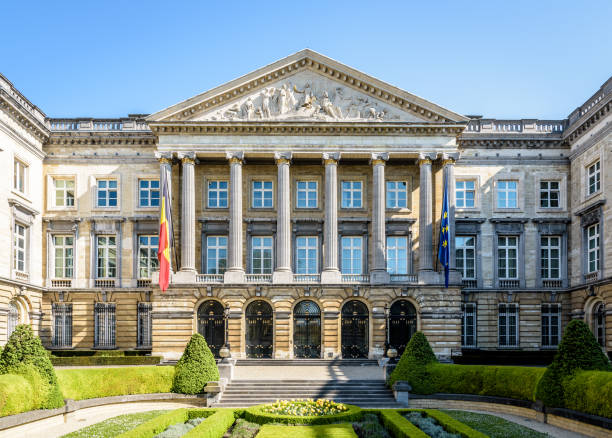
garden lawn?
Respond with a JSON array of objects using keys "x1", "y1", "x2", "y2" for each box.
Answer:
[
  {"x1": 60, "y1": 410, "x2": 169, "y2": 438},
  {"x1": 256, "y1": 423, "x2": 357, "y2": 438},
  {"x1": 441, "y1": 410, "x2": 550, "y2": 438}
]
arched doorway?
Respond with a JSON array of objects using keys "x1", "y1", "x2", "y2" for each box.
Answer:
[
  {"x1": 293, "y1": 300, "x2": 321, "y2": 358},
  {"x1": 388, "y1": 300, "x2": 417, "y2": 356},
  {"x1": 245, "y1": 300, "x2": 273, "y2": 358},
  {"x1": 7, "y1": 302, "x2": 19, "y2": 339},
  {"x1": 341, "y1": 300, "x2": 369, "y2": 358},
  {"x1": 197, "y1": 300, "x2": 225, "y2": 358},
  {"x1": 593, "y1": 302, "x2": 606, "y2": 348}
]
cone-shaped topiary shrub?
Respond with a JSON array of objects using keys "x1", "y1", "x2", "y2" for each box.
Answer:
[
  {"x1": 0, "y1": 324, "x2": 64, "y2": 408},
  {"x1": 535, "y1": 319, "x2": 611, "y2": 407},
  {"x1": 172, "y1": 333, "x2": 219, "y2": 394},
  {"x1": 388, "y1": 331, "x2": 438, "y2": 393}
]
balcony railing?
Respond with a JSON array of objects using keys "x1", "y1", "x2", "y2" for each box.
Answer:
[
  {"x1": 542, "y1": 279, "x2": 563, "y2": 288},
  {"x1": 499, "y1": 279, "x2": 520, "y2": 288},
  {"x1": 95, "y1": 279, "x2": 116, "y2": 288},
  {"x1": 293, "y1": 274, "x2": 321, "y2": 283},
  {"x1": 14, "y1": 271, "x2": 29, "y2": 282},
  {"x1": 51, "y1": 279, "x2": 72, "y2": 288},
  {"x1": 246, "y1": 274, "x2": 272, "y2": 284},
  {"x1": 137, "y1": 279, "x2": 152, "y2": 288},
  {"x1": 341, "y1": 274, "x2": 369, "y2": 284},
  {"x1": 390, "y1": 274, "x2": 418, "y2": 283},
  {"x1": 195, "y1": 274, "x2": 224, "y2": 283},
  {"x1": 461, "y1": 279, "x2": 478, "y2": 288},
  {"x1": 584, "y1": 272, "x2": 599, "y2": 283}
]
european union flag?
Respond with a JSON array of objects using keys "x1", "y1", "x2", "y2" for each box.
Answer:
[{"x1": 438, "y1": 174, "x2": 450, "y2": 288}]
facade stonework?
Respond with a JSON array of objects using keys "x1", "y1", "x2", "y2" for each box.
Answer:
[{"x1": 0, "y1": 50, "x2": 610, "y2": 362}]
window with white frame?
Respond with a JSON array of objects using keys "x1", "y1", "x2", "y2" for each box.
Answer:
[
  {"x1": 296, "y1": 236, "x2": 318, "y2": 274},
  {"x1": 296, "y1": 181, "x2": 318, "y2": 208},
  {"x1": 386, "y1": 181, "x2": 407, "y2": 209},
  {"x1": 498, "y1": 236, "x2": 518, "y2": 279},
  {"x1": 498, "y1": 303, "x2": 519, "y2": 347},
  {"x1": 341, "y1": 236, "x2": 363, "y2": 274},
  {"x1": 138, "y1": 179, "x2": 159, "y2": 208},
  {"x1": 52, "y1": 303, "x2": 72, "y2": 348},
  {"x1": 208, "y1": 181, "x2": 228, "y2": 208},
  {"x1": 14, "y1": 159, "x2": 27, "y2": 193},
  {"x1": 96, "y1": 179, "x2": 118, "y2": 207},
  {"x1": 96, "y1": 235, "x2": 117, "y2": 278},
  {"x1": 593, "y1": 302, "x2": 605, "y2": 347},
  {"x1": 456, "y1": 236, "x2": 476, "y2": 280},
  {"x1": 53, "y1": 235, "x2": 74, "y2": 278},
  {"x1": 386, "y1": 236, "x2": 408, "y2": 275},
  {"x1": 541, "y1": 303, "x2": 560, "y2": 348},
  {"x1": 497, "y1": 180, "x2": 518, "y2": 208},
  {"x1": 13, "y1": 223, "x2": 27, "y2": 273},
  {"x1": 540, "y1": 236, "x2": 561, "y2": 280},
  {"x1": 540, "y1": 181, "x2": 560, "y2": 208},
  {"x1": 587, "y1": 161, "x2": 601, "y2": 196},
  {"x1": 138, "y1": 235, "x2": 158, "y2": 279},
  {"x1": 206, "y1": 236, "x2": 227, "y2": 274},
  {"x1": 456, "y1": 180, "x2": 476, "y2": 208},
  {"x1": 54, "y1": 178, "x2": 75, "y2": 208},
  {"x1": 252, "y1": 181, "x2": 273, "y2": 208},
  {"x1": 94, "y1": 302, "x2": 116, "y2": 348},
  {"x1": 341, "y1": 181, "x2": 363, "y2": 208},
  {"x1": 587, "y1": 223, "x2": 600, "y2": 273},
  {"x1": 251, "y1": 236, "x2": 273, "y2": 274},
  {"x1": 461, "y1": 302, "x2": 477, "y2": 348}
]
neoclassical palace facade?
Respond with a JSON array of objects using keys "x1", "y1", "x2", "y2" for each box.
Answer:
[{"x1": 0, "y1": 50, "x2": 610, "y2": 362}]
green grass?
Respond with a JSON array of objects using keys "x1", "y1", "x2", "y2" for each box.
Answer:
[
  {"x1": 256, "y1": 423, "x2": 358, "y2": 438},
  {"x1": 441, "y1": 410, "x2": 550, "y2": 438},
  {"x1": 60, "y1": 410, "x2": 169, "y2": 438},
  {"x1": 56, "y1": 366, "x2": 175, "y2": 400}
]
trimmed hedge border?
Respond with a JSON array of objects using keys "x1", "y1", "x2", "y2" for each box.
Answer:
[
  {"x1": 183, "y1": 409, "x2": 236, "y2": 438},
  {"x1": 406, "y1": 410, "x2": 488, "y2": 438},
  {"x1": 243, "y1": 403, "x2": 362, "y2": 425},
  {"x1": 116, "y1": 408, "x2": 213, "y2": 438},
  {"x1": 51, "y1": 356, "x2": 161, "y2": 366},
  {"x1": 378, "y1": 410, "x2": 428, "y2": 438}
]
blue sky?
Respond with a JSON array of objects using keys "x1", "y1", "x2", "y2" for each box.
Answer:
[{"x1": 2, "y1": 1, "x2": 611, "y2": 119}]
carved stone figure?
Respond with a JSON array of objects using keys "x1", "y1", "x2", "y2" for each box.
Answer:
[
  {"x1": 321, "y1": 91, "x2": 342, "y2": 119},
  {"x1": 260, "y1": 88, "x2": 274, "y2": 119},
  {"x1": 244, "y1": 97, "x2": 255, "y2": 120}
]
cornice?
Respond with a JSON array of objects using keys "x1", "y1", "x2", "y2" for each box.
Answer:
[
  {"x1": 0, "y1": 90, "x2": 49, "y2": 142},
  {"x1": 563, "y1": 96, "x2": 612, "y2": 146},
  {"x1": 458, "y1": 137, "x2": 566, "y2": 149},
  {"x1": 47, "y1": 132, "x2": 156, "y2": 146}
]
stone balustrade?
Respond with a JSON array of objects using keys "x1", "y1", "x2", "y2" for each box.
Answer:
[
  {"x1": 47, "y1": 117, "x2": 151, "y2": 131},
  {"x1": 465, "y1": 118, "x2": 566, "y2": 134}
]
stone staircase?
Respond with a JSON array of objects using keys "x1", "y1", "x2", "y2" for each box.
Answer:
[
  {"x1": 234, "y1": 359, "x2": 380, "y2": 366},
  {"x1": 213, "y1": 379, "x2": 399, "y2": 408}
]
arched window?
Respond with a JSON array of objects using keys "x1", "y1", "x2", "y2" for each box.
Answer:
[
  {"x1": 7, "y1": 302, "x2": 19, "y2": 339},
  {"x1": 593, "y1": 302, "x2": 605, "y2": 348}
]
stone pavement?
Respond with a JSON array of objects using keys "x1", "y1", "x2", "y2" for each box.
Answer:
[{"x1": 233, "y1": 364, "x2": 385, "y2": 380}]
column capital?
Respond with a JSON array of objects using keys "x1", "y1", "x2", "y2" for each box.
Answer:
[
  {"x1": 417, "y1": 153, "x2": 436, "y2": 166},
  {"x1": 441, "y1": 152, "x2": 460, "y2": 166},
  {"x1": 322, "y1": 152, "x2": 341, "y2": 165},
  {"x1": 155, "y1": 151, "x2": 173, "y2": 165},
  {"x1": 370, "y1": 152, "x2": 389, "y2": 166},
  {"x1": 177, "y1": 151, "x2": 196, "y2": 165},
  {"x1": 274, "y1": 151, "x2": 292, "y2": 165},
  {"x1": 226, "y1": 151, "x2": 245, "y2": 165}
]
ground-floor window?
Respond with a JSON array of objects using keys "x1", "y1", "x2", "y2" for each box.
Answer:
[
  {"x1": 461, "y1": 302, "x2": 477, "y2": 348},
  {"x1": 137, "y1": 302, "x2": 152, "y2": 348},
  {"x1": 52, "y1": 303, "x2": 72, "y2": 348},
  {"x1": 7, "y1": 302, "x2": 19, "y2": 339},
  {"x1": 541, "y1": 303, "x2": 560, "y2": 348},
  {"x1": 94, "y1": 302, "x2": 116, "y2": 348},
  {"x1": 593, "y1": 302, "x2": 605, "y2": 348},
  {"x1": 498, "y1": 303, "x2": 519, "y2": 347}
]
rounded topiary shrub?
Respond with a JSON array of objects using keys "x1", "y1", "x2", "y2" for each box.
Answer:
[
  {"x1": 388, "y1": 331, "x2": 438, "y2": 393},
  {"x1": 535, "y1": 319, "x2": 611, "y2": 408},
  {"x1": 0, "y1": 324, "x2": 64, "y2": 408},
  {"x1": 172, "y1": 333, "x2": 219, "y2": 394}
]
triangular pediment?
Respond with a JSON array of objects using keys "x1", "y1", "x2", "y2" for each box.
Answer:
[{"x1": 147, "y1": 49, "x2": 468, "y2": 124}]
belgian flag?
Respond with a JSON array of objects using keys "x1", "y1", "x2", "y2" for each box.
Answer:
[{"x1": 158, "y1": 166, "x2": 173, "y2": 292}]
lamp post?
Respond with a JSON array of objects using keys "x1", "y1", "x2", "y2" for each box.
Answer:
[{"x1": 219, "y1": 304, "x2": 231, "y2": 362}]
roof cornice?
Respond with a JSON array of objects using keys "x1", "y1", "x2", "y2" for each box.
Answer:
[
  {"x1": 562, "y1": 94, "x2": 612, "y2": 146},
  {"x1": 0, "y1": 89, "x2": 49, "y2": 142}
]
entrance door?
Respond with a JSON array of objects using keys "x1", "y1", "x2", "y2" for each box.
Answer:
[
  {"x1": 341, "y1": 300, "x2": 369, "y2": 358},
  {"x1": 245, "y1": 300, "x2": 273, "y2": 358},
  {"x1": 388, "y1": 300, "x2": 417, "y2": 356},
  {"x1": 293, "y1": 300, "x2": 321, "y2": 358},
  {"x1": 197, "y1": 300, "x2": 225, "y2": 358}
]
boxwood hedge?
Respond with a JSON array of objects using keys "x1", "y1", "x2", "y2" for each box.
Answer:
[
  {"x1": 378, "y1": 410, "x2": 429, "y2": 438},
  {"x1": 183, "y1": 409, "x2": 236, "y2": 438},
  {"x1": 116, "y1": 408, "x2": 213, "y2": 438},
  {"x1": 409, "y1": 410, "x2": 489, "y2": 438},
  {"x1": 243, "y1": 403, "x2": 363, "y2": 425},
  {"x1": 562, "y1": 370, "x2": 612, "y2": 419}
]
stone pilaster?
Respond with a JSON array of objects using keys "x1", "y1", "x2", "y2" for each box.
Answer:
[
  {"x1": 370, "y1": 153, "x2": 390, "y2": 284},
  {"x1": 273, "y1": 152, "x2": 293, "y2": 283},
  {"x1": 224, "y1": 152, "x2": 245, "y2": 283},
  {"x1": 418, "y1": 153, "x2": 435, "y2": 283},
  {"x1": 177, "y1": 153, "x2": 196, "y2": 279},
  {"x1": 321, "y1": 152, "x2": 342, "y2": 284}
]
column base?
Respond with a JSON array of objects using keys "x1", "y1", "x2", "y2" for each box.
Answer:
[
  {"x1": 224, "y1": 270, "x2": 245, "y2": 284},
  {"x1": 173, "y1": 270, "x2": 197, "y2": 284},
  {"x1": 370, "y1": 270, "x2": 390, "y2": 284},
  {"x1": 272, "y1": 270, "x2": 294, "y2": 284},
  {"x1": 321, "y1": 269, "x2": 342, "y2": 284}
]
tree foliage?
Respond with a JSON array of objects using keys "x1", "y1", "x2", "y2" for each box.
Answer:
[
  {"x1": 388, "y1": 331, "x2": 438, "y2": 392},
  {"x1": 171, "y1": 333, "x2": 219, "y2": 394}
]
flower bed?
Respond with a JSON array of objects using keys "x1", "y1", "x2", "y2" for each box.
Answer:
[
  {"x1": 261, "y1": 399, "x2": 348, "y2": 416},
  {"x1": 244, "y1": 400, "x2": 362, "y2": 425}
]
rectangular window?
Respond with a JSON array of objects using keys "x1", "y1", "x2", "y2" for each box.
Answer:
[
  {"x1": 588, "y1": 161, "x2": 601, "y2": 196},
  {"x1": 587, "y1": 223, "x2": 600, "y2": 273},
  {"x1": 461, "y1": 302, "x2": 477, "y2": 348},
  {"x1": 94, "y1": 302, "x2": 116, "y2": 348},
  {"x1": 14, "y1": 223, "x2": 27, "y2": 272},
  {"x1": 341, "y1": 236, "x2": 363, "y2": 274},
  {"x1": 138, "y1": 235, "x2": 159, "y2": 279},
  {"x1": 208, "y1": 181, "x2": 228, "y2": 208},
  {"x1": 251, "y1": 236, "x2": 273, "y2": 274},
  {"x1": 252, "y1": 181, "x2": 273, "y2": 208},
  {"x1": 14, "y1": 159, "x2": 26, "y2": 193},
  {"x1": 52, "y1": 303, "x2": 72, "y2": 348},
  {"x1": 96, "y1": 235, "x2": 117, "y2": 278},
  {"x1": 540, "y1": 236, "x2": 561, "y2": 280},
  {"x1": 97, "y1": 179, "x2": 118, "y2": 207},
  {"x1": 497, "y1": 180, "x2": 518, "y2": 208},
  {"x1": 386, "y1": 181, "x2": 407, "y2": 209},
  {"x1": 137, "y1": 302, "x2": 152, "y2": 348},
  {"x1": 498, "y1": 236, "x2": 518, "y2": 279},
  {"x1": 456, "y1": 180, "x2": 476, "y2": 208},
  {"x1": 386, "y1": 236, "x2": 408, "y2": 275},
  {"x1": 53, "y1": 235, "x2": 74, "y2": 278},
  {"x1": 206, "y1": 236, "x2": 228, "y2": 274},
  {"x1": 541, "y1": 303, "x2": 561, "y2": 348},
  {"x1": 138, "y1": 179, "x2": 160, "y2": 208},
  {"x1": 296, "y1": 236, "x2": 318, "y2": 274},
  {"x1": 54, "y1": 179, "x2": 75, "y2": 207},
  {"x1": 540, "y1": 181, "x2": 560, "y2": 208},
  {"x1": 498, "y1": 303, "x2": 519, "y2": 347},
  {"x1": 456, "y1": 236, "x2": 476, "y2": 280},
  {"x1": 296, "y1": 181, "x2": 318, "y2": 208},
  {"x1": 341, "y1": 181, "x2": 363, "y2": 208}
]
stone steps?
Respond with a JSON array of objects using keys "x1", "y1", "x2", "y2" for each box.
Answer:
[{"x1": 235, "y1": 359, "x2": 380, "y2": 366}]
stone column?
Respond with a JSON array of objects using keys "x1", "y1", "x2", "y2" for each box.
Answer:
[
  {"x1": 418, "y1": 153, "x2": 435, "y2": 283},
  {"x1": 442, "y1": 153, "x2": 461, "y2": 285},
  {"x1": 321, "y1": 152, "x2": 342, "y2": 284},
  {"x1": 224, "y1": 152, "x2": 245, "y2": 283},
  {"x1": 273, "y1": 152, "x2": 293, "y2": 283},
  {"x1": 177, "y1": 152, "x2": 196, "y2": 277},
  {"x1": 370, "y1": 153, "x2": 390, "y2": 284}
]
